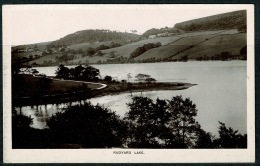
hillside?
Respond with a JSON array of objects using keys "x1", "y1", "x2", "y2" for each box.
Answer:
[
  {"x1": 12, "y1": 10, "x2": 247, "y2": 66},
  {"x1": 49, "y1": 29, "x2": 141, "y2": 47},
  {"x1": 135, "y1": 29, "x2": 246, "y2": 61},
  {"x1": 172, "y1": 33, "x2": 246, "y2": 60},
  {"x1": 135, "y1": 31, "x2": 222, "y2": 61},
  {"x1": 142, "y1": 27, "x2": 184, "y2": 38},
  {"x1": 174, "y1": 10, "x2": 246, "y2": 32}
]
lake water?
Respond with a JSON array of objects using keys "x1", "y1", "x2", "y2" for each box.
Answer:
[{"x1": 16, "y1": 61, "x2": 247, "y2": 136}]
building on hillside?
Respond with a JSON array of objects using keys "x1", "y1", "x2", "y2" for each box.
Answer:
[
  {"x1": 26, "y1": 48, "x2": 34, "y2": 52},
  {"x1": 148, "y1": 35, "x2": 156, "y2": 39}
]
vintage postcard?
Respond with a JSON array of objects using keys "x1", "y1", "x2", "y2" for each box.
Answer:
[{"x1": 3, "y1": 4, "x2": 255, "y2": 163}]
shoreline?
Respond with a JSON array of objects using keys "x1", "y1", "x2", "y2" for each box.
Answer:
[{"x1": 13, "y1": 82, "x2": 196, "y2": 107}]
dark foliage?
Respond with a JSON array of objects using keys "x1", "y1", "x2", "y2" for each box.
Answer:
[
  {"x1": 215, "y1": 121, "x2": 247, "y2": 148},
  {"x1": 12, "y1": 96, "x2": 247, "y2": 149},
  {"x1": 47, "y1": 103, "x2": 127, "y2": 148},
  {"x1": 124, "y1": 96, "x2": 199, "y2": 148},
  {"x1": 130, "y1": 42, "x2": 161, "y2": 59},
  {"x1": 135, "y1": 73, "x2": 157, "y2": 84},
  {"x1": 55, "y1": 53, "x2": 75, "y2": 63},
  {"x1": 240, "y1": 46, "x2": 247, "y2": 60},
  {"x1": 174, "y1": 10, "x2": 246, "y2": 32},
  {"x1": 55, "y1": 64, "x2": 100, "y2": 81},
  {"x1": 142, "y1": 27, "x2": 182, "y2": 38},
  {"x1": 104, "y1": 75, "x2": 113, "y2": 83},
  {"x1": 49, "y1": 29, "x2": 140, "y2": 47}
]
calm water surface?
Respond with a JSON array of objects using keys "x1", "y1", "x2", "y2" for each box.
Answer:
[{"x1": 16, "y1": 61, "x2": 247, "y2": 136}]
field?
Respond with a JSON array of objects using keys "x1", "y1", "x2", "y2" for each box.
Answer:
[
  {"x1": 135, "y1": 34, "x2": 219, "y2": 60},
  {"x1": 13, "y1": 29, "x2": 245, "y2": 65},
  {"x1": 13, "y1": 74, "x2": 102, "y2": 97},
  {"x1": 172, "y1": 33, "x2": 246, "y2": 60},
  {"x1": 67, "y1": 41, "x2": 111, "y2": 51},
  {"x1": 100, "y1": 36, "x2": 181, "y2": 58}
]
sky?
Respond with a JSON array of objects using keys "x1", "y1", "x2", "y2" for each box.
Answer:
[{"x1": 3, "y1": 4, "x2": 250, "y2": 46}]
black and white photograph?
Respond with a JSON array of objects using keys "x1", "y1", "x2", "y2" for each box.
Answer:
[{"x1": 3, "y1": 4, "x2": 255, "y2": 163}]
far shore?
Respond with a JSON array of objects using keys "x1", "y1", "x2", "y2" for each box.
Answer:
[{"x1": 13, "y1": 76, "x2": 196, "y2": 107}]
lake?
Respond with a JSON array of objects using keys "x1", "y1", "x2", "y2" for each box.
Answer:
[{"x1": 16, "y1": 61, "x2": 247, "y2": 136}]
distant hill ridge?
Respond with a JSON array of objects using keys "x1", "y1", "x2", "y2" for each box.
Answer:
[
  {"x1": 174, "y1": 10, "x2": 246, "y2": 31},
  {"x1": 12, "y1": 10, "x2": 247, "y2": 66},
  {"x1": 49, "y1": 29, "x2": 140, "y2": 47},
  {"x1": 141, "y1": 27, "x2": 184, "y2": 38}
]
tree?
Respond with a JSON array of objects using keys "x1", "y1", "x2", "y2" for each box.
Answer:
[
  {"x1": 55, "y1": 64, "x2": 70, "y2": 79},
  {"x1": 216, "y1": 121, "x2": 247, "y2": 148},
  {"x1": 96, "y1": 50, "x2": 104, "y2": 56},
  {"x1": 238, "y1": 23, "x2": 247, "y2": 33},
  {"x1": 220, "y1": 51, "x2": 231, "y2": 61},
  {"x1": 109, "y1": 50, "x2": 116, "y2": 58},
  {"x1": 85, "y1": 47, "x2": 96, "y2": 57},
  {"x1": 130, "y1": 43, "x2": 161, "y2": 59},
  {"x1": 180, "y1": 55, "x2": 188, "y2": 62},
  {"x1": 82, "y1": 65, "x2": 100, "y2": 81},
  {"x1": 127, "y1": 73, "x2": 132, "y2": 82},
  {"x1": 167, "y1": 96, "x2": 198, "y2": 148},
  {"x1": 150, "y1": 98, "x2": 173, "y2": 147},
  {"x1": 124, "y1": 96, "x2": 201, "y2": 148},
  {"x1": 104, "y1": 75, "x2": 112, "y2": 83},
  {"x1": 135, "y1": 73, "x2": 151, "y2": 83},
  {"x1": 240, "y1": 46, "x2": 247, "y2": 60},
  {"x1": 31, "y1": 69, "x2": 39, "y2": 75},
  {"x1": 125, "y1": 96, "x2": 156, "y2": 147},
  {"x1": 74, "y1": 65, "x2": 85, "y2": 78},
  {"x1": 145, "y1": 77, "x2": 157, "y2": 84},
  {"x1": 12, "y1": 62, "x2": 21, "y2": 75},
  {"x1": 47, "y1": 103, "x2": 127, "y2": 148},
  {"x1": 195, "y1": 126, "x2": 215, "y2": 148},
  {"x1": 12, "y1": 112, "x2": 33, "y2": 129}
]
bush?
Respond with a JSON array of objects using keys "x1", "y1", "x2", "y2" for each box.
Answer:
[
  {"x1": 47, "y1": 103, "x2": 127, "y2": 148},
  {"x1": 104, "y1": 75, "x2": 113, "y2": 83},
  {"x1": 12, "y1": 113, "x2": 33, "y2": 129},
  {"x1": 130, "y1": 43, "x2": 161, "y2": 59}
]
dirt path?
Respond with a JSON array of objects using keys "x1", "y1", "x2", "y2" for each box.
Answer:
[{"x1": 50, "y1": 78, "x2": 107, "y2": 90}]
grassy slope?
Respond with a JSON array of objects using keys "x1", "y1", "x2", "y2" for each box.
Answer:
[
  {"x1": 12, "y1": 42, "x2": 50, "y2": 59},
  {"x1": 172, "y1": 33, "x2": 246, "y2": 60},
  {"x1": 135, "y1": 33, "x2": 219, "y2": 60},
  {"x1": 67, "y1": 41, "x2": 111, "y2": 51},
  {"x1": 17, "y1": 29, "x2": 244, "y2": 65},
  {"x1": 68, "y1": 36, "x2": 181, "y2": 64},
  {"x1": 12, "y1": 51, "x2": 43, "y2": 59},
  {"x1": 135, "y1": 29, "x2": 243, "y2": 61},
  {"x1": 28, "y1": 53, "x2": 83, "y2": 65},
  {"x1": 101, "y1": 36, "x2": 181, "y2": 57},
  {"x1": 174, "y1": 10, "x2": 246, "y2": 31},
  {"x1": 14, "y1": 75, "x2": 101, "y2": 97}
]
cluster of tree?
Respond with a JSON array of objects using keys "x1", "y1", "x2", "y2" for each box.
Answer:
[
  {"x1": 174, "y1": 10, "x2": 246, "y2": 32},
  {"x1": 240, "y1": 46, "x2": 247, "y2": 60},
  {"x1": 46, "y1": 103, "x2": 126, "y2": 148},
  {"x1": 12, "y1": 96, "x2": 247, "y2": 148},
  {"x1": 81, "y1": 43, "x2": 122, "y2": 58},
  {"x1": 142, "y1": 27, "x2": 182, "y2": 38},
  {"x1": 48, "y1": 29, "x2": 140, "y2": 47},
  {"x1": 55, "y1": 53, "x2": 75, "y2": 63},
  {"x1": 135, "y1": 73, "x2": 157, "y2": 83},
  {"x1": 196, "y1": 47, "x2": 246, "y2": 61},
  {"x1": 55, "y1": 64, "x2": 100, "y2": 81},
  {"x1": 130, "y1": 42, "x2": 162, "y2": 59},
  {"x1": 13, "y1": 53, "x2": 42, "y2": 64},
  {"x1": 196, "y1": 52, "x2": 231, "y2": 61}
]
